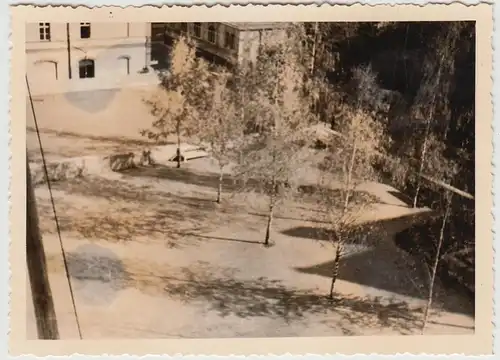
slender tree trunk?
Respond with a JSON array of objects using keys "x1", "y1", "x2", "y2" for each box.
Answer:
[
  {"x1": 176, "y1": 122, "x2": 182, "y2": 169},
  {"x1": 329, "y1": 240, "x2": 343, "y2": 299},
  {"x1": 264, "y1": 183, "x2": 276, "y2": 247},
  {"x1": 413, "y1": 181, "x2": 422, "y2": 208},
  {"x1": 26, "y1": 159, "x2": 60, "y2": 339},
  {"x1": 413, "y1": 128, "x2": 429, "y2": 208},
  {"x1": 344, "y1": 141, "x2": 358, "y2": 213},
  {"x1": 216, "y1": 164, "x2": 224, "y2": 204},
  {"x1": 422, "y1": 195, "x2": 452, "y2": 333},
  {"x1": 413, "y1": 47, "x2": 447, "y2": 208},
  {"x1": 310, "y1": 22, "x2": 319, "y2": 76}
]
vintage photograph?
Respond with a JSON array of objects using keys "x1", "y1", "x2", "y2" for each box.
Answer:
[{"x1": 13, "y1": 3, "x2": 492, "y2": 356}]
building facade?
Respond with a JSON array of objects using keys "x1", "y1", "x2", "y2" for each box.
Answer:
[
  {"x1": 24, "y1": 22, "x2": 288, "y2": 140},
  {"x1": 26, "y1": 22, "x2": 289, "y2": 95},
  {"x1": 150, "y1": 22, "x2": 288, "y2": 69},
  {"x1": 26, "y1": 22, "x2": 157, "y2": 96}
]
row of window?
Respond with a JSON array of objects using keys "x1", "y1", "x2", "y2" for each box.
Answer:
[
  {"x1": 38, "y1": 22, "x2": 91, "y2": 41},
  {"x1": 78, "y1": 57, "x2": 133, "y2": 78},
  {"x1": 169, "y1": 23, "x2": 237, "y2": 50},
  {"x1": 35, "y1": 57, "x2": 132, "y2": 80}
]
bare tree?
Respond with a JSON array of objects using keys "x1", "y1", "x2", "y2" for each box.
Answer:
[
  {"x1": 197, "y1": 70, "x2": 245, "y2": 204},
  {"x1": 421, "y1": 192, "x2": 453, "y2": 333},
  {"x1": 415, "y1": 136, "x2": 460, "y2": 333},
  {"x1": 236, "y1": 40, "x2": 317, "y2": 247},
  {"x1": 141, "y1": 36, "x2": 212, "y2": 168}
]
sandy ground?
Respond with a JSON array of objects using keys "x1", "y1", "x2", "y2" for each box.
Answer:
[
  {"x1": 27, "y1": 135, "x2": 475, "y2": 339},
  {"x1": 27, "y1": 87, "x2": 159, "y2": 143}
]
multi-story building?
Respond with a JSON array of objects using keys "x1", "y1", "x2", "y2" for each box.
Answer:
[
  {"x1": 26, "y1": 22, "x2": 157, "y2": 96},
  {"x1": 24, "y1": 22, "x2": 288, "y2": 140},
  {"x1": 26, "y1": 22, "x2": 289, "y2": 95},
  {"x1": 150, "y1": 22, "x2": 288, "y2": 69}
]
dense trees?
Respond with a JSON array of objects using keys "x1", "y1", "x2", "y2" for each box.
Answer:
[{"x1": 143, "y1": 22, "x2": 475, "y2": 310}]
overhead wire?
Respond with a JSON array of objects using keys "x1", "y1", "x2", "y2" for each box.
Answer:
[{"x1": 26, "y1": 75, "x2": 83, "y2": 340}]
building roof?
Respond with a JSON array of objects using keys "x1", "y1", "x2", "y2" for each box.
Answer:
[{"x1": 222, "y1": 22, "x2": 289, "y2": 31}]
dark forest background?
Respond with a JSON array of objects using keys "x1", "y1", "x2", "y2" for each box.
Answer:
[{"x1": 315, "y1": 21, "x2": 475, "y2": 299}]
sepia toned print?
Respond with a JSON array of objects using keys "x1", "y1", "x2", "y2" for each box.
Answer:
[{"x1": 10, "y1": 3, "x2": 493, "y2": 357}]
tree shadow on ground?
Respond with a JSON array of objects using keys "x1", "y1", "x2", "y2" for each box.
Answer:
[
  {"x1": 294, "y1": 247, "x2": 474, "y2": 317},
  {"x1": 121, "y1": 164, "x2": 262, "y2": 193},
  {"x1": 49, "y1": 176, "x2": 218, "y2": 208},
  {"x1": 121, "y1": 165, "x2": 383, "y2": 209},
  {"x1": 46, "y1": 249, "x2": 427, "y2": 335},
  {"x1": 283, "y1": 212, "x2": 474, "y2": 317},
  {"x1": 38, "y1": 176, "x2": 224, "y2": 247},
  {"x1": 182, "y1": 233, "x2": 263, "y2": 245},
  {"x1": 281, "y1": 209, "x2": 433, "y2": 247},
  {"x1": 247, "y1": 212, "x2": 331, "y2": 225},
  {"x1": 387, "y1": 190, "x2": 413, "y2": 207},
  {"x1": 139, "y1": 269, "x2": 425, "y2": 335}
]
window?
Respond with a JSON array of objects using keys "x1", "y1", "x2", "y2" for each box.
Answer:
[
  {"x1": 193, "y1": 23, "x2": 201, "y2": 38},
  {"x1": 207, "y1": 25, "x2": 217, "y2": 44},
  {"x1": 180, "y1": 23, "x2": 188, "y2": 34},
  {"x1": 80, "y1": 23, "x2": 91, "y2": 39},
  {"x1": 39, "y1": 23, "x2": 51, "y2": 41},
  {"x1": 224, "y1": 31, "x2": 236, "y2": 50},
  {"x1": 79, "y1": 59, "x2": 95, "y2": 79}
]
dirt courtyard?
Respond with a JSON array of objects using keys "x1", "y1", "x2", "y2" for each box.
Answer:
[{"x1": 27, "y1": 133, "x2": 475, "y2": 339}]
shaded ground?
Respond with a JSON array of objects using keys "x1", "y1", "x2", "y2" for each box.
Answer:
[
  {"x1": 27, "y1": 128, "x2": 151, "y2": 163},
  {"x1": 28, "y1": 132, "x2": 474, "y2": 339}
]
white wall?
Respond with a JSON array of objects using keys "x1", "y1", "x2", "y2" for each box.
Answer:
[
  {"x1": 26, "y1": 22, "x2": 154, "y2": 95},
  {"x1": 27, "y1": 85, "x2": 160, "y2": 141}
]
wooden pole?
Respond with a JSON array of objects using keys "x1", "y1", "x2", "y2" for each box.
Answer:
[{"x1": 26, "y1": 157, "x2": 60, "y2": 339}]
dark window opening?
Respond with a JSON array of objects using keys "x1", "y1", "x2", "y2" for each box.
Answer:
[
  {"x1": 207, "y1": 25, "x2": 217, "y2": 44},
  {"x1": 39, "y1": 23, "x2": 51, "y2": 41},
  {"x1": 193, "y1": 23, "x2": 201, "y2": 38},
  {"x1": 151, "y1": 23, "x2": 167, "y2": 40},
  {"x1": 79, "y1": 59, "x2": 95, "y2": 79},
  {"x1": 224, "y1": 31, "x2": 236, "y2": 50},
  {"x1": 80, "y1": 23, "x2": 91, "y2": 39},
  {"x1": 180, "y1": 23, "x2": 188, "y2": 34}
]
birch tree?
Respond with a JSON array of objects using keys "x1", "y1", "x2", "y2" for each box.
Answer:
[
  {"x1": 197, "y1": 70, "x2": 245, "y2": 204},
  {"x1": 141, "y1": 36, "x2": 212, "y2": 168},
  {"x1": 320, "y1": 108, "x2": 388, "y2": 298},
  {"x1": 415, "y1": 136, "x2": 460, "y2": 333},
  {"x1": 236, "y1": 41, "x2": 317, "y2": 247},
  {"x1": 411, "y1": 24, "x2": 461, "y2": 207}
]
